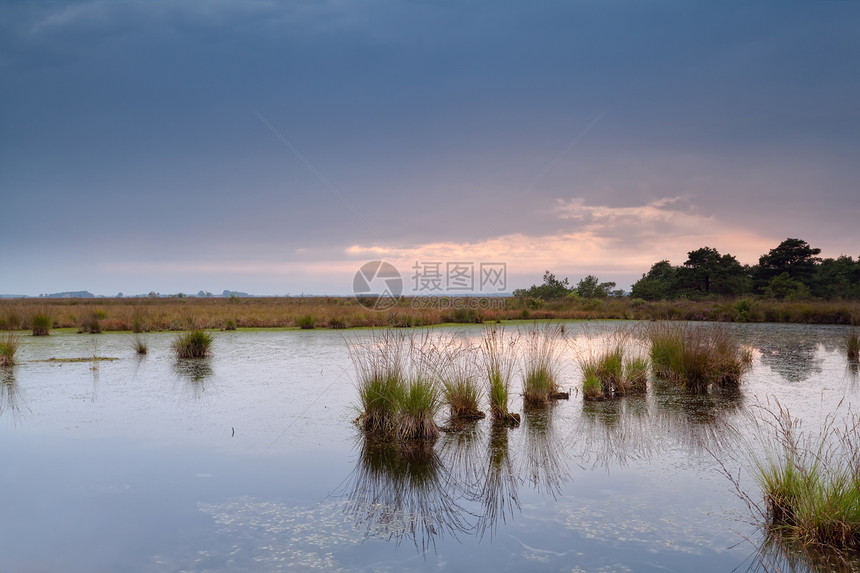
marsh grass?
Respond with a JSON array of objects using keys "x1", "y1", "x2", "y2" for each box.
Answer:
[
  {"x1": 578, "y1": 334, "x2": 648, "y2": 399},
  {"x1": 733, "y1": 402, "x2": 860, "y2": 562},
  {"x1": 297, "y1": 315, "x2": 316, "y2": 329},
  {"x1": 0, "y1": 332, "x2": 20, "y2": 366},
  {"x1": 133, "y1": 335, "x2": 148, "y2": 355},
  {"x1": 351, "y1": 330, "x2": 442, "y2": 439},
  {"x1": 621, "y1": 356, "x2": 650, "y2": 395},
  {"x1": 648, "y1": 322, "x2": 751, "y2": 391},
  {"x1": 521, "y1": 323, "x2": 564, "y2": 405},
  {"x1": 481, "y1": 326, "x2": 519, "y2": 424},
  {"x1": 581, "y1": 371, "x2": 604, "y2": 401},
  {"x1": 427, "y1": 337, "x2": 484, "y2": 420},
  {"x1": 848, "y1": 331, "x2": 860, "y2": 360},
  {"x1": 31, "y1": 313, "x2": 51, "y2": 336},
  {"x1": 173, "y1": 330, "x2": 213, "y2": 358}
]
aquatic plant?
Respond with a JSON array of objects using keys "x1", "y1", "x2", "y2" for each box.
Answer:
[
  {"x1": 173, "y1": 329, "x2": 213, "y2": 358},
  {"x1": 582, "y1": 372, "x2": 604, "y2": 401},
  {"x1": 648, "y1": 322, "x2": 751, "y2": 391},
  {"x1": 78, "y1": 311, "x2": 103, "y2": 334},
  {"x1": 521, "y1": 323, "x2": 564, "y2": 405},
  {"x1": 224, "y1": 318, "x2": 237, "y2": 331},
  {"x1": 31, "y1": 313, "x2": 51, "y2": 336},
  {"x1": 735, "y1": 403, "x2": 860, "y2": 562},
  {"x1": 430, "y1": 338, "x2": 484, "y2": 420},
  {"x1": 133, "y1": 335, "x2": 148, "y2": 355},
  {"x1": 595, "y1": 346, "x2": 624, "y2": 394},
  {"x1": 396, "y1": 375, "x2": 441, "y2": 440},
  {"x1": 847, "y1": 331, "x2": 859, "y2": 360},
  {"x1": 296, "y1": 314, "x2": 315, "y2": 329},
  {"x1": 481, "y1": 326, "x2": 519, "y2": 424},
  {"x1": 0, "y1": 332, "x2": 19, "y2": 366},
  {"x1": 621, "y1": 356, "x2": 649, "y2": 394}
]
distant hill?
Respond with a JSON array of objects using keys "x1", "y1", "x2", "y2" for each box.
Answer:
[{"x1": 41, "y1": 291, "x2": 95, "y2": 298}]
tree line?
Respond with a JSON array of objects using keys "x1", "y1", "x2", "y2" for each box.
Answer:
[{"x1": 515, "y1": 238, "x2": 860, "y2": 301}]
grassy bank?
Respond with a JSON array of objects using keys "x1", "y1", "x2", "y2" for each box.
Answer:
[{"x1": 0, "y1": 296, "x2": 858, "y2": 333}]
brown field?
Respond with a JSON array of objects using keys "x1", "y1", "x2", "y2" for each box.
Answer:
[{"x1": 0, "y1": 296, "x2": 858, "y2": 332}]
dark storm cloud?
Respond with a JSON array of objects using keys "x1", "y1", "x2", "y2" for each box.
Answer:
[{"x1": 1, "y1": 1, "x2": 858, "y2": 294}]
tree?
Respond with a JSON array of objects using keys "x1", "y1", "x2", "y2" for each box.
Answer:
[
  {"x1": 676, "y1": 247, "x2": 750, "y2": 297},
  {"x1": 763, "y1": 272, "x2": 811, "y2": 301},
  {"x1": 756, "y1": 238, "x2": 821, "y2": 287},
  {"x1": 513, "y1": 270, "x2": 572, "y2": 300},
  {"x1": 630, "y1": 260, "x2": 677, "y2": 301},
  {"x1": 576, "y1": 275, "x2": 616, "y2": 299}
]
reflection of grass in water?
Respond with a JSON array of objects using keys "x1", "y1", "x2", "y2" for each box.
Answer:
[
  {"x1": 522, "y1": 403, "x2": 569, "y2": 498},
  {"x1": 174, "y1": 359, "x2": 214, "y2": 401},
  {"x1": 476, "y1": 422, "x2": 520, "y2": 539},
  {"x1": 578, "y1": 397, "x2": 654, "y2": 470},
  {"x1": 652, "y1": 381, "x2": 742, "y2": 454},
  {"x1": 0, "y1": 367, "x2": 24, "y2": 422},
  {"x1": 438, "y1": 419, "x2": 484, "y2": 493},
  {"x1": 342, "y1": 433, "x2": 470, "y2": 552}
]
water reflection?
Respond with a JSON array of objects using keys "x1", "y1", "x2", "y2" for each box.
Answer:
[
  {"x1": 748, "y1": 531, "x2": 860, "y2": 573},
  {"x1": 758, "y1": 338, "x2": 823, "y2": 383},
  {"x1": 342, "y1": 434, "x2": 471, "y2": 552},
  {"x1": 578, "y1": 396, "x2": 653, "y2": 469},
  {"x1": 475, "y1": 423, "x2": 520, "y2": 539},
  {"x1": 0, "y1": 367, "x2": 24, "y2": 423},
  {"x1": 521, "y1": 404, "x2": 570, "y2": 498},
  {"x1": 653, "y1": 383, "x2": 742, "y2": 453},
  {"x1": 174, "y1": 359, "x2": 214, "y2": 402}
]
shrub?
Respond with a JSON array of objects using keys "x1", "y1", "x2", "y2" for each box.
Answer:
[
  {"x1": 32, "y1": 313, "x2": 51, "y2": 336},
  {"x1": 173, "y1": 330, "x2": 213, "y2": 358}
]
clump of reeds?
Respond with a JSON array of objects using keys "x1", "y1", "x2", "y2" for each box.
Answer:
[
  {"x1": 224, "y1": 318, "x2": 237, "y2": 331},
  {"x1": 173, "y1": 329, "x2": 212, "y2": 358},
  {"x1": 581, "y1": 369, "x2": 604, "y2": 401},
  {"x1": 621, "y1": 356, "x2": 649, "y2": 394},
  {"x1": 742, "y1": 402, "x2": 860, "y2": 558},
  {"x1": 297, "y1": 315, "x2": 315, "y2": 329},
  {"x1": 31, "y1": 313, "x2": 51, "y2": 336},
  {"x1": 481, "y1": 326, "x2": 520, "y2": 425},
  {"x1": 648, "y1": 322, "x2": 750, "y2": 391},
  {"x1": 78, "y1": 311, "x2": 103, "y2": 334},
  {"x1": 521, "y1": 323, "x2": 564, "y2": 405},
  {"x1": 396, "y1": 375, "x2": 441, "y2": 440},
  {"x1": 428, "y1": 337, "x2": 484, "y2": 420},
  {"x1": 351, "y1": 330, "x2": 442, "y2": 439},
  {"x1": 0, "y1": 332, "x2": 20, "y2": 366},
  {"x1": 579, "y1": 341, "x2": 649, "y2": 399},
  {"x1": 133, "y1": 335, "x2": 148, "y2": 355},
  {"x1": 848, "y1": 331, "x2": 860, "y2": 360}
]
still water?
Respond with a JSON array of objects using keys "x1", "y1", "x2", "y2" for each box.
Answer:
[{"x1": 0, "y1": 322, "x2": 856, "y2": 572}]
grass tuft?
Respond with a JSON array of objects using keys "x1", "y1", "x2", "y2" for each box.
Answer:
[
  {"x1": 173, "y1": 329, "x2": 212, "y2": 358},
  {"x1": 481, "y1": 326, "x2": 519, "y2": 424},
  {"x1": 297, "y1": 315, "x2": 315, "y2": 329},
  {"x1": 0, "y1": 332, "x2": 20, "y2": 366},
  {"x1": 848, "y1": 331, "x2": 860, "y2": 360},
  {"x1": 133, "y1": 335, "x2": 148, "y2": 355},
  {"x1": 648, "y1": 322, "x2": 750, "y2": 391},
  {"x1": 521, "y1": 323, "x2": 563, "y2": 405},
  {"x1": 31, "y1": 313, "x2": 51, "y2": 336}
]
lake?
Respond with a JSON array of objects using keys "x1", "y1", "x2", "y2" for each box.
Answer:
[{"x1": 1, "y1": 322, "x2": 856, "y2": 572}]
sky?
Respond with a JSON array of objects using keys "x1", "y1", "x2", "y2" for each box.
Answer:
[{"x1": 1, "y1": 0, "x2": 859, "y2": 296}]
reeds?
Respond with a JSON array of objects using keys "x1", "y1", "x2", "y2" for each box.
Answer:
[
  {"x1": 0, "y1": 332, "x2": 19, "y2": 366},
  {"x1": 481, "y1": 326, "x2": 519, "y2": 424},
  {"x1": 133, "y1": 335, "x2": 148, "y2": 355},
  {"x1": 744, "y1": 403, "x2": 860, "y2": 558},
  {"x1": 579, "y1": 342, "x2": 649, "y2": 400},
  {"x1": 31, "y1": 313, "x2": 51, "y2": 336},
  {"x1": 648, "y1": 322, "x2": 751, "y2": 391},
  {"x1": 521, "y1": 323, "x2": 563, "y2": 405},
  {"x1": 848, "y1": 331, "x2": 860, "y2": 360},
  {"x1": 173, "y1": 329, "x2": 213, "y2": 358},
  {"x1": 428, "y1": 337, "x2": 484, "y2": 420},
  {"x1": 350, "y1": 330, "x2": 442, "y2": 439}
]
